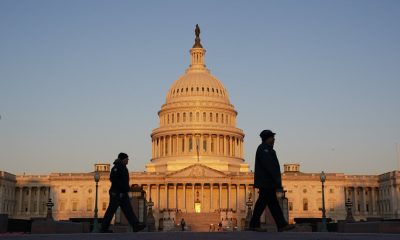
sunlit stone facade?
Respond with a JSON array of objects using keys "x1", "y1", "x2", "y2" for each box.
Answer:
[{"x1": 1, "y1": 27, "x2": 399, "y2": 230}]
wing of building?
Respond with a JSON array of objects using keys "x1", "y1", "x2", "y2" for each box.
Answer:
[{"x1": 1, "y1": 26, "x2": 399, "y2": 230}]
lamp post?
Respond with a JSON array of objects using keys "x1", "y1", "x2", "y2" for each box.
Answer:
[
  {"x1": 245, "y1": 192, "x2": 253, "y2": 230},
  {"x1": 92, "y1": 171, "x2": 100, "y2": 233},
  {"x1": 345, "y1": 198, "x2": 355, "y2": 222},
  {"x1": 320, "y1": 171, "x2": 328, "y2": 232}
]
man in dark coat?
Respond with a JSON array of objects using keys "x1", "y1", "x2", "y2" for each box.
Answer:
[
  {"x1": 101, "y1": 152, "x2": 145, "y2": 233},
  {"x1": 250, "y1": 130, "x2": 294, "y2": 232}
]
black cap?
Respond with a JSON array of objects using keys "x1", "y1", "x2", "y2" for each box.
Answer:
[
  {"x1": 118, "y1": 152, "x2": 129, "y2": 160},
  {"x1": 260, "y1": 130, "x2": 276, "y2": 140}
]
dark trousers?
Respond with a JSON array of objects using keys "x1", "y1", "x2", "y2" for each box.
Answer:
[
  {"x1": 250, "y1": 188, "x2": 287, "y2": 228},
  {"x1": 101, "y1": 191, "x2": 139, "y2": 230}
]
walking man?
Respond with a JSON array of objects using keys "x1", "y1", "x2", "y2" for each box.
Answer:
[
  {"x1": 101, "y1": 152, "x2": 146, "y2": 233},
  {"x1": 250, "y1": 130, "x2": 294, "y2": 232}
]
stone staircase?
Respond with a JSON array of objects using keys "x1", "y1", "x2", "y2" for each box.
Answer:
[{"x1": 175, "y1": 212, "x2": 220, "y2": 232}]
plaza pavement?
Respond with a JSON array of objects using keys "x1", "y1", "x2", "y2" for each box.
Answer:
[{"x1": 0, "y1": 232, "x2": 399, "y2": 240}]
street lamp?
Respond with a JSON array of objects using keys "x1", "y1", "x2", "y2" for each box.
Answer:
[
  {"x1": 345, "y1": 198, "x2": 355, "y2": 222},
  {"x1": 92, "y1": 171, "x2": 100, "y2": 233},
  {"x1": 320, "y1": 171, "x2": 328, "y2": 232},
  {"x1": 245, "y1": 192, "x2": 253, "y2": 230}
]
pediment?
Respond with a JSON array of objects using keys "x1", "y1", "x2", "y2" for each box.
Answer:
[{"x1": 166, "y1": 164, "x2": 227, "y2": 178}]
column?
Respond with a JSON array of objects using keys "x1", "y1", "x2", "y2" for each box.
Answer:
[
  {"x1": 235, "y1": 184, "x2": 238, "y2": 211},
  {"x1": 219, "y1": 184, "x2": 222, "y2": 209},
  {"x1": 185, "y1": 135, "x2": 189, "y2": 154},
  {"x1": 361, "y1": 187, "x2": 366, "y2": 213},
  {"x1": 157, "y1": 185, "x2": 160, "y2": 209},
  {"x1": 371, "y1": 187, "x2": 376, "y2": 215},
  {"x1": 177, "y1": 136, "x2": 180, "y2": 156},
  {"x1": 192, "y1": 184, "x2": 195, "y2": 210},
  {"x1": 354, "y1": 187, "x2": 359, "y2": 213},
  {"x1": 216, "y1": 135, "x2": 220, "y2": 155},
  {"x1": 208, "y1": 135, "x2": 212, "y2": 154},
  {"x1": 201, "y1": 184, "x2": 204, "y2": 211},
  {"x1": 165, "y1": 184, "x2": 169, "y2": 209},
  {"x1": 169, "y1": 136, "x2": 173, "y2": 156},
  {"x1": 352, "y1": 187, "x2": 358, "y2": 213},
  {"x1": 164, "y1": 137, "x2": 167, "y2": 156},
  {"x1": 231, "y1": 137, "x2": 234, "y2": 157},
  {"x1": 224, "y1": 136, "x2": 228, "y2": 156},
  {"x1": 18, "y1": 187, "x2": 23, "y2": 214},
  {"x1": 36, "y1": 187, "x2": 40, "y2": 215},
  {"x1": 27, "y1": 187, "x2": 32, "y2": 214},
  {"x1": 175, "y1": 136, "x2": 178, "y2": 156},
  {"x1": 245, "y1": 184, "x2": 248, "y2": 203},
  {"x1": 184, "y1": 184, "x2": 187, "y2": 210},
  {"x1": 227, "y1": 184, "x2": 231, "y2": 209},
  {"x1": 210, "y1": 183, "x2": 213, "y2": 210},
  {"x1": 174, "y1": 184, "x2": 177, "y2": 209}
]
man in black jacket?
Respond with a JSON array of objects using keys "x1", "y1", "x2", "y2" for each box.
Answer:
[
  {"x1": 250, "y1": 130, "x2": 294, "y2": 232},
  {"x1": 101, "y1": 152, "x2": 145, "y2": 233}
]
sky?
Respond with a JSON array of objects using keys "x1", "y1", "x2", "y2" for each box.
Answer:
[{"x1": 0, "y1": 0, "x2": 399, "y2": 175}]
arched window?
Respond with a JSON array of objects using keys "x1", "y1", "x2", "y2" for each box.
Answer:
[
  {"x1": 210, "y1": 113, "x2": 213, "y2": 122},
  {"x1": 196, "y1": 112, "x2": 199, "y2": 122},
  {"x1": 216, "y1": 113, "x2": 219, "y2": 123},
  {"x1": 190, "y1": 112, "x2": 193, "y2": 122},
  {"x1": 177, "y1": 113, "x2": 180, "y2": 123},
  {"x1": 303, "y1": 198, "x2": 308, "y2": 211},
  {"x1": 203, "y1": 112, "x2": 206, "y2": 122},
  {"x1": 183, "y1": 113, "x2": 186, "y2": 122}
]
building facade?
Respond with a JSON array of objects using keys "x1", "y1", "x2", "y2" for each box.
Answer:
[{"x1": 1, "y1": 27, "x2": 399, "y2": 229}]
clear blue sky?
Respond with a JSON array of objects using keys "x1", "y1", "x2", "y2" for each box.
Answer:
[{"x1": 1, "y1": 0, "x2": 399, "y2": 175}]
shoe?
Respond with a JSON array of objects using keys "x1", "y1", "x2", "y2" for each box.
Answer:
[
  {"x1": 278, "y1": 224, "x2": 295, "y2": 232},
  {"x1": 132, "y1": 223, "x2": 146, "y2": 232},
  {"x1": 248, "y1": 227, "x2": 268, "y2": 232},
  {"x1": 100, "y1": 229, "x2": 113, "y2": 233}
]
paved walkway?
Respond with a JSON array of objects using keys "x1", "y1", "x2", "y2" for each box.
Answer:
[{"x1": 0, "y1": 232, "x2": 399, "y2": 240}]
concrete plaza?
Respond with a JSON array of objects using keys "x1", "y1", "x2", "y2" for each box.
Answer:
[{"x1": 1, "y1": 232, "x2": 399, "y2": 240}]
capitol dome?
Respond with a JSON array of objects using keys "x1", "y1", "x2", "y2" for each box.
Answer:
[{"x1": 146, "y1": 25, "x2": 249, "y2": 173}]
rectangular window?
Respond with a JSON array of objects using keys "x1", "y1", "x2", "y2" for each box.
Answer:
[
  {"x1": 102, "y1": 202, "x2": 107, "y2": 211},
  {"x1": 289, "y1": 202, "x2": 293, "y2": 211},
  {"x1": 72, "y1": 202, "x2": 78, "y2": 211},
  {"x1": 203, "y1": 112, "x2": 206, "y2": 122},
  {"x1": 61, "y1": 189, "x2": 66, "y2": 193},
  {"x1": 216, "y1": 113, "x2": 219, "y2": 123},
  {"x1": 210, "y1": 113, "x2": 213, "y2": 122},
  {"x1": 203, "y1": 140, "x2": 207, "y2": 151},
  {"x1": 182, "y1": 138, "x2": 185, "y2": 152}
]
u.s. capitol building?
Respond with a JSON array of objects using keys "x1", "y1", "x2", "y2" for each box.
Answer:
[{"x1": 1, "y1": 26, "x2": 399, "y2": 230}]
